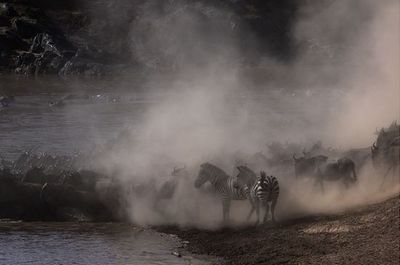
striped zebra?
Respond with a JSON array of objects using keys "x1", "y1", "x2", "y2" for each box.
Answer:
[
  {"x1": 237, "y1": 166, "x2": 280, "y2": 224},
  {"x1": 194, "y1": 163, "x2": 249, "y2": 222}
]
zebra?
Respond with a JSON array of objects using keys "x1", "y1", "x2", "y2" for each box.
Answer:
[
  {"x1": 236, "y1": 166, "x2": 279, "y2": 224},
  {"x1": 194, "y1": 162, "x2": 249, "y2": 222}
]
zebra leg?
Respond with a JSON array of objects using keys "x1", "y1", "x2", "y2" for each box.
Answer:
[
  {"x1": 246, "y1": 200, "x2": 255, "y2": 221},
  {"x1": 222, "y1": 199, "x2": 231, "y2": 223},
  {"x1": 271, "y1": 199, "x2": 277, "y2": 224},
  {"x1": 263, "y1": 202, "x2": 269, "y2": 224},
  {"x1": 319, "y1": 180, "x2": 324, "y2": 193},
  {"x1": 255, "y1": 200, "x2": 260, "y2": 225}
]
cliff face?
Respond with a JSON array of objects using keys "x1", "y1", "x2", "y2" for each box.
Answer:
[{"x1": 0, "y1": 0, "x2": 300, "y2": 76}]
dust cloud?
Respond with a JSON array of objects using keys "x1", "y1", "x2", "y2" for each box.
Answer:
[{"x1": 85, "y1": 0, "x2": 399, "y2": 227}]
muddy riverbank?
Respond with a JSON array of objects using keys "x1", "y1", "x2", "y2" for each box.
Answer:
[{"x1": 159, "y1": 195, "x2": 400, "y2": 265}]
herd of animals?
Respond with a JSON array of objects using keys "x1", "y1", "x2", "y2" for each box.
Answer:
[
  {"x1": 162, "y1": 122, "x2": 399, "y2": 224},
  {"x1": 0, "y1": 122, "x2": 399, "y2": 224}
]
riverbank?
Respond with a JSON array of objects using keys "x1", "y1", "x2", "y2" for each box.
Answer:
[{"x1": 159, "y1": 195, "x2": 399, "y2": 265}]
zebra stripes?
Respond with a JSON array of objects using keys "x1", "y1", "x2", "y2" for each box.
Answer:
[
  {"x1": 195, "y1": 163, "x2": 279, "y2": 224},
  {"x1": 246, "y1": 172, "x2": 279, "y2": 224},
  {"x1": 194, "y1": 163, "x2": 250, "y2": 222}
]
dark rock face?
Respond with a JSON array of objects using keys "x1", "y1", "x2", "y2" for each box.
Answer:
[
  {"x1": 0, "y1": 167, "x2": 122, "y2": 221},
  {"x1": 15, "y1": 52, "x2": 36, "y2": 74},
  {"x1": 13, "y1": 33, "x2": 76, "y2": 74},
  {"x1": 1, "y1": 0, "x2": 301, "y2": 76},
  {"x1": 30, "y1": 33, "x2": 73, "y2": 54}
]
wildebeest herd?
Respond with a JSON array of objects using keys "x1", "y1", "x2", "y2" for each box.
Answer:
[{"x1": 0, "y1": 122, "x2": 399, "y2": 224}]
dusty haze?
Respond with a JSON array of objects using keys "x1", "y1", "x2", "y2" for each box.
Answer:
[{"x1": 85, "y1": 0, "x2": 400, "y2": 227}]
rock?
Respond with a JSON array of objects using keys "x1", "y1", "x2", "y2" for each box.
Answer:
[
  {"x1": 30, "y1": 33, "x2": 74, "y2": 56},
  {"x1": 15, "y1": 52, "x2": 37, "y2": 74},
  {"x1": 12, "y1": 33, "x2": 76, "y2": 75},
  {"x1": 34, "y1": 50, "x2": 67, "y2": 74},
  {"x1": 171, "y1": 251, "x2": 182, "y2": 258},
  {"x1": 0, "y1": 179, "x2": 49, "y2": 220},
  {"x1": 22, "y1": 167, "x2": 47, "y2": 184},
  {"x1": 40, "y1": 183, "x2": 115, "y2": 221},
  {"x1": 0, "y1": 95, "x2": 15, "y2": 107},
  {"x1": 62, "y1": 170, "x2": 104, "y2": 192},
  {"x1": 48, "y1": 99, "x2": 65, "y2": 107},
  {"x1": 59, "y1": 57, "x2": 108, "y2": 76},
  {"x1": 11, "y1": 17, "x2": 43, "y2": 39},
  {"x1": 55, "y1": 207, "x2": 92, "y2": 222}
]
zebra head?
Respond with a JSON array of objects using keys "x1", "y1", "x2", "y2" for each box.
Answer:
[
  {"x1": 236, "y1": 165, "x2": 257, "y2": 187},
  {"x1": 194, "y1": 164, "x2": 210, "y2": 188}
]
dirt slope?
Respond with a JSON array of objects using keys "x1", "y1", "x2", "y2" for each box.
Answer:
[{"x1": 161, "y1": 195, "x2": 399, "y2": 265}]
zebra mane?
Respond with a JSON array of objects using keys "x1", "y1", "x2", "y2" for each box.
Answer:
[{"x1": 259, "y1": 171, "x2": 267, "y2": 181}]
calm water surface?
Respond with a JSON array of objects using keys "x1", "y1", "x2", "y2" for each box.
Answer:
[
  {"x1": 0, "y1": 76, "x2": 338, "y2": 159},
  {"x1": 0, "y1": 221, "x2": 209, "y2": 265}
]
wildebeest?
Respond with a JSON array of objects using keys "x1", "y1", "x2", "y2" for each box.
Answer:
[
  {"x1": 293, "y1": 153, "x2": 328, "y2": 178},
  {"x1": 293, "y1": 153, "x2": 357, "y2": 191},
  {"x1": 371, "y1": 123, "x2": 400, "y2": 187},
  {"x1": 156, "y1": 166, "x2": 189, "y2": 200},
  {"x1": 314, "y1": 158, "x2": 357, "y2": 191}
]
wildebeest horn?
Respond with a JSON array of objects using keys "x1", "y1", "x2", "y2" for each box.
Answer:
[{"x1": 293, "y1": 154, "x2": 298, "y2": 161}]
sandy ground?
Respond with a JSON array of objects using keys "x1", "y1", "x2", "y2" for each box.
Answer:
[{"x1": 160, "y1": 195, "x2": 400, "y2": 265}]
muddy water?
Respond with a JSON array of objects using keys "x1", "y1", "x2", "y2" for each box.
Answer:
[
  {"x1": 0, "y1": 76, "x2": 164, "y2": 160},
  {"x1": 0, "y1": 76, "x2": 339, "y2": 160},
  {"x1": 0, "y1": 221, "x2": 210, "y2": 265}
]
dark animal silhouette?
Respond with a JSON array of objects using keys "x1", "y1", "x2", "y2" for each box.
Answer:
[
  {"x1": 315, "y1": 158, "x2": 357, "y2": 191},
  {"x1": 293, "y1": 153, "x2": 328, "y2": 178}
]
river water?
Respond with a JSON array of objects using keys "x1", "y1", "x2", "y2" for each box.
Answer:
[
  {"x1": 0, "y1": 75, "x2": 339, "y2": 160},
  {"x1": 0, "y1": 221, "x2": 210, "y2": 265}
]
